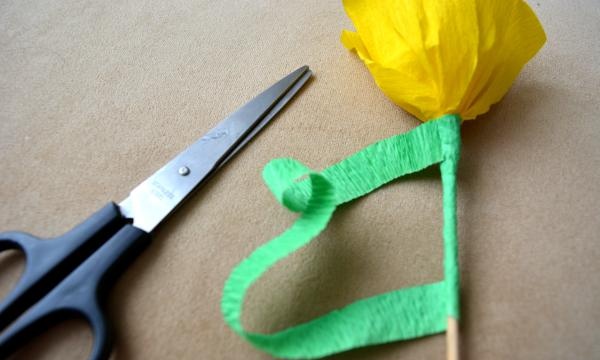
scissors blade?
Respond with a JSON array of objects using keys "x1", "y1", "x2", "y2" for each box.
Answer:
[{"x1": 119, "y1": 66, "x2": 312, "y2": 232}]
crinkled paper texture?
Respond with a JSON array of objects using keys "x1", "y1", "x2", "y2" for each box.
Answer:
[
  {"x1": 222, "y1": 116, "x2": 461, "y2": 358},
  {"x1": 341, "y1": 0, "x2": 547, "y2": 121}
]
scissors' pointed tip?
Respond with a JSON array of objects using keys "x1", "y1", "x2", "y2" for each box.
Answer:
[
  {"x1": 290, "y1": 65, "x2": 311, "y2": 79},
  {"x1": 247, "y1": 66, "x2": 311, "y2": 112}
]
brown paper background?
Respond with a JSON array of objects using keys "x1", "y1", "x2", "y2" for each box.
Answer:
[{"x1": 1, "y1": 0, "x2": 599, "y2": 359}]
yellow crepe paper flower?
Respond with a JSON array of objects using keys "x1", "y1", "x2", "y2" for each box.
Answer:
[{"x1": 341, "y1": 0, "x2": 546, "y2": 121}]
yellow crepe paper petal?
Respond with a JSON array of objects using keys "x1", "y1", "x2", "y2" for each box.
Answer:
[{"x1": 341, "y1": 0, "x2": 546, "y2": 121}]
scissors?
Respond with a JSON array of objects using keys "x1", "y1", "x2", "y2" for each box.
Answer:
[{"x1": 0, "y1": 66, "x2": 312, "y2": 359}]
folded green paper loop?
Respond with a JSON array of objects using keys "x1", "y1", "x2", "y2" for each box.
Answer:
[{"x1": 221, "y1": 114, "x2": 461, "y2": 358}]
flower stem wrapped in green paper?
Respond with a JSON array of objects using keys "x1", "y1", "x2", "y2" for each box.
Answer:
[{"x1": 221, "y1": 0, "x2": 545, "y2": 358}]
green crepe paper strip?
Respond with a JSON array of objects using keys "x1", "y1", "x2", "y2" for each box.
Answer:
[
  {"x1": 221, "y1": 114, "x2": 461, "y2": 358},
  {"x1": 440, "y1": 118, "x2": 461, "y2": 319}
]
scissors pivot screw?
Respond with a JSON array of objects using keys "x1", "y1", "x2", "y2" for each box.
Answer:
[{"x1": 178, "y1": 166, "x2": 191, "y2": 176}]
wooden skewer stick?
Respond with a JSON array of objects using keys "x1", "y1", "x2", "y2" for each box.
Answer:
[{"x1": 447, "y1": 316, "x2": 459, "y2": 360}]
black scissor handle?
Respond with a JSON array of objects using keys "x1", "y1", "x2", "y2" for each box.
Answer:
[
  {"x1": 0, "y1": 204, "x2": 150, "y2": 360},
  {"x1": 0, "y1": 203, "x2": 125, "y2": 332}
]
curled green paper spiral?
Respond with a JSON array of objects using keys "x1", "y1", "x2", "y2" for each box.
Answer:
[{"x1": 221, "y1": 114, "x2": 461, "y2": 358}]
